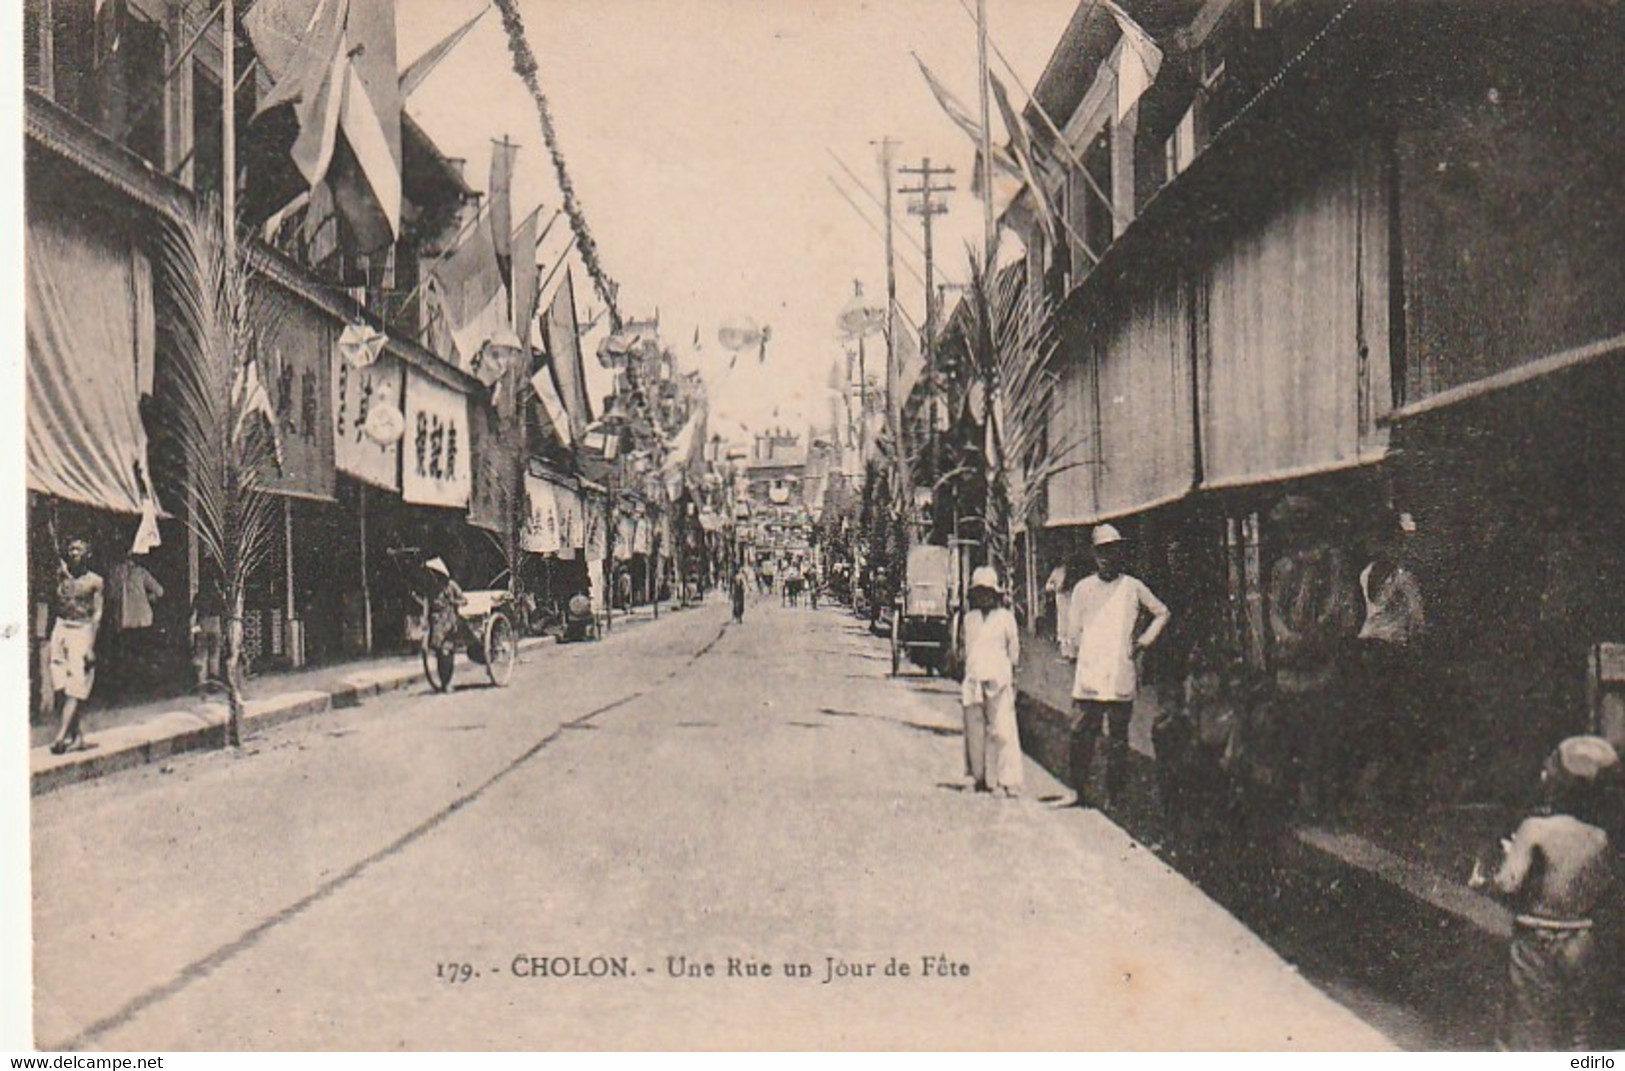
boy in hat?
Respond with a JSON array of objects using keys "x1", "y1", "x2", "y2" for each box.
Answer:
[
  {"x1": 1471, "y1": 735, "x2": 1618, "y2": 1050},
  {"x1": 1066, "y1": 524, "x2": 1171, "y2": 809},
  {"x1": 962, "y1": 566, "x2": 1023, "y2": 797}
]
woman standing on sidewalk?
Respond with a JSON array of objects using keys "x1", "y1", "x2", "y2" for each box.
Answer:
[{"x1": 961, "y1": 566, "x2": 1023, "y2": 798}]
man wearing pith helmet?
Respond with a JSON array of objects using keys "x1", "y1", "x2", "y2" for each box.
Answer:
[{"x1": 1064, "y1": 524, "x2": 1171, "y2": 809}]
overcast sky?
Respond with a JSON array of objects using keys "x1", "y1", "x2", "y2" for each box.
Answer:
[{"x1": 399, "y1": 0, "x2": 1075, "y2": 444}]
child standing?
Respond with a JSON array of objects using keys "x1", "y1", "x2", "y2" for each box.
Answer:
[
  {"x1": 961, "y1": 566, "x2": 1023, "y2": 798},
  {"x1": 1471, "y1": 735, "x2": 1619, "y2": 1050}
]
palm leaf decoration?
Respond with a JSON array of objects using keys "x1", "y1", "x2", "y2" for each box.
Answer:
[
  {"x1": 950, "y1": 238, "x2": 1086, "y2": 596},
  {"x1": 162, "y1": 197, "x2": 285, "y2": 747}
]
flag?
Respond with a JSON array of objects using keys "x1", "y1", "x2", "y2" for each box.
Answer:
[
  {"x1": 914, "y1": 55, "x2": 1019, "y2": 176},
  {"x1": 510, "y1": 206, "x2": 542, "y2": 351},
  {"x1": 423, "y1": 212, "x2": 506, "y2": 371},
  {"x1": 1104, "y1": 0, "x2": 1163, "y2": 120},
  {"x1": 661, "y1": 406, "x2": 708, "y2": 497},
  {"x1": 542, "y1": 268, "x2": 594, "y2": 441},
  {"x1": 990, "y1": 73, "x2": 1058, "y2": 244},
  {"x1": 245, "y1": 0, "x2": 402, "y2": 253},
  {"x1": 232, "y1": 358, "x2": 284, "y2": 466},
  {"x1": 399, "y1": 3, "x2": 489, "y2": 98},
  {"x1": 490, "y1": 137, "x2": 519, "y2": 286},
  {"x1": 529, "y1": 366, "x2": 573, "y2": 446},
  {"x1": 893, "y1": 308, "x2": 926, "y2": 405}
]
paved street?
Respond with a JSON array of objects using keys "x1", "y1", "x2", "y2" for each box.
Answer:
[{"x1": 32, "y1": 596, "x2": 1391, "y2": 1051}]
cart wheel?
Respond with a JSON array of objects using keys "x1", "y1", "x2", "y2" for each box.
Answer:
[
  {"x1": 423, "y1": 640, "x2": 453, "y2": 693},
  {"x1": 483, "y1": 613, "x2": 517, "y2": 687},
  {"x1": 890, "y1": 615, "x2": 901, "y2": 676}
]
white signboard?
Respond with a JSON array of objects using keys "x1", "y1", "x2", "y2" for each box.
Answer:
[
  {"x1": 401, "y1": 370, "x2": 471, "y2": 508},
  {"x1": 332, "y1": 349, "x2": 403, "y2": 490},
  {"x1": 522, "y1": 473, "x2": 562, "y2": 555}
]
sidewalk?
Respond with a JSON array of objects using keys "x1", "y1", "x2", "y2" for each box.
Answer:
[
  {"x1": 1013, "y1": 631, "x2": 1513, "y2": 934},
  {"x1": 28, "y1": 601, "x2": 677, "y2": 797}
]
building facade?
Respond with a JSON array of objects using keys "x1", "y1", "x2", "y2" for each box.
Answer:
[
  {"x1": 23, "y1": 0, "x2": 613, "y2": 712},
  {"x1": 996, "y1": 0, "x2": 1625, "y2": 806}
]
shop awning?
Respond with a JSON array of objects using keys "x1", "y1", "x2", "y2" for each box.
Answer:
[
  {"x1": 1198, "y1": 155, "x2": 1391, "y2": 489},
  {"x1": 26, "y1": 208, "x2": 157, "y2": 516}
]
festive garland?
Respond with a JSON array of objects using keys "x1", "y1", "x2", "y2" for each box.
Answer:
[{"x1": 491, "y1": 0, "x2": 624, "y2": 331}]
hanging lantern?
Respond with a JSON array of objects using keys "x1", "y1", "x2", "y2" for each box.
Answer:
[{"x1": 338, "y1": 321, "x2": 388, "y2": 368}]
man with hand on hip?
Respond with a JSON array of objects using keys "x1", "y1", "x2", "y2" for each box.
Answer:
[{"x1": 1066, "y1": 524, "x2": 1171, "y2": 809}]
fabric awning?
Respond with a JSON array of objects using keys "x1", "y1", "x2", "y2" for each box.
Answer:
[
  {"x1": 26, "y1": 208, "x2": 157, "y2": 516},
  {"x1": 1199, "y1": 156, "x2": 1391, "y2": 488}
]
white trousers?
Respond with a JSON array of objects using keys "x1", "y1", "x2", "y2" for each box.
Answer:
[{"x1": 962, "y1": 680, "x2": 1023, "y2": 791}]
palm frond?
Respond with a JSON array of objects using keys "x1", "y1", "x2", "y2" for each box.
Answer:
[{"x1": 162, "y1": 197, "x2": 286, "y2": 737}]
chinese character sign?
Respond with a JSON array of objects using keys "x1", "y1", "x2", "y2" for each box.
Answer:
[
  {"x1": 260, "y1": 289, "x2": 336, "y2": 500},
  {"x1": 402, "y1": 370, "x2": 471, "y2": 508},
  {"x1": 332, "y1": 349, "x2": 404, "y2": 490},
  {"x1": 521, "y1": 474, "x2": 563, "y2": 555}
]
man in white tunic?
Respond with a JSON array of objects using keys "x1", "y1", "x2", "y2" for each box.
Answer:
[
  {"x1": 961, "y1": 566, "x2": 1023, "y2": 796},
  {"x1": 1066, "y1": 524, "x2": 1171, "y2": 808}
]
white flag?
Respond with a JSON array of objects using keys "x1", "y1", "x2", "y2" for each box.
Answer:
[{"x1": 1105, "y1": 0, "x2": 1163, "y2": 121}]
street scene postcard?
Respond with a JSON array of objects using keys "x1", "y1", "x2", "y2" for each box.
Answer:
[{"x1": 11, "y1": 0, "x2": 1625, "y2": 1054}]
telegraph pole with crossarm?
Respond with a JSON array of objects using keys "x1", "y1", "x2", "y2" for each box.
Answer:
[{"x1": 899, "y1": 157, "x2": 955, "y2": 503}]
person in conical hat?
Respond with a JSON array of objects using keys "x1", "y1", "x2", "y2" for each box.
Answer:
[
  {"x1": 961, "y1": 565, "x2": 1024, "y2": 797},
  {"x1": 422, "y1": 556, "x2": 464, "y2": 691}
]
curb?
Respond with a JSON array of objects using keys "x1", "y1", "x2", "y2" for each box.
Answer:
[
  {"x1": 29, "y1": 633, "x2": 563, "y2": 797},
  {"x1": 1012, "y1": 681, "x2": 1509, "y2": 934}
]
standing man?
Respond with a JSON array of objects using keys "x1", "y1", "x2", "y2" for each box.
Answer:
[
  {"x1": 48, "y1": 536, "x2": 104, "y2": 754},
  {"x1": 1066, "y1": 524, "x2": 1171, "y2": 809},
  {"x1": 1267, "y1": 494, "x2": 1362, "y2": 816},
  {"x1": 731, "y1": 559, "x2": 749, "y2": 623},
  {"x1": 962, "y1": 566, "x2": 1024, "y2": 797}
]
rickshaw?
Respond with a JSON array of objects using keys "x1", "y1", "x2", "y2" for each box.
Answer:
[
  {"x1": 890, "y1": 543, "x2": 959, "y2": 677},
  {"x1": 388, "y1": 547, "x2": 520, "y2": 691},
  {"x1": 422, "y1": 587, "x2": 519, "y2": 691}
]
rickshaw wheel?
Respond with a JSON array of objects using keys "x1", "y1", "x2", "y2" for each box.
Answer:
[
  {"x1": 484, "y1": 613, "x2": 517, "y2": 687},
  {"x1": 422, "y1": 640, "x2": 453, "y2": 692}
]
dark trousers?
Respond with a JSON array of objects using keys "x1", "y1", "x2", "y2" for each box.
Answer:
[
  {"x1": 1070, "y1": 699, "x2": 1134, "y2": 806},
  {"x1": 1506, "y1": 926, "x2": 1599, "y2": 1051}
]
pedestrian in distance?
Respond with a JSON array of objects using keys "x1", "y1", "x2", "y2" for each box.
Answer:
[
  {"x1": 48, "y1": 535, "x2": 104, "y2": 754},
  {"x1": 731, "y1": 562, "x2": 748, "y2": 623},
  {"x1": 1471, "y1": 735, "x2": 1619, "y2": 1051},
  {"x1": 1065, "y1": 524, "x2": 1171, "y2": 809},
  {"x1": 961, "y1": 566, "x2": 1024, "y2": 798},
  {"x1": 424, "y1": 557, "x2": 465, "y2": 692}
]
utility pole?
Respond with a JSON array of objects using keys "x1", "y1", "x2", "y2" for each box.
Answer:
[
  {"x1": 899, "y1": 157, "x2": 954, "y2": 509},
  {"x1": 222, "y1": 0, "x2": 236, "y2": 269},
  {"x1": 872, "y1": 136, "x2": 903, "y2": 504},
  {"x1": 975, "y1": 0, "x2": 996, "y2": 258}
]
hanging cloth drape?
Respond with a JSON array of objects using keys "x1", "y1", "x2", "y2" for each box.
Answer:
[{"x1": 26, "y1": 209, "x2": 157, "y2": 517}]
